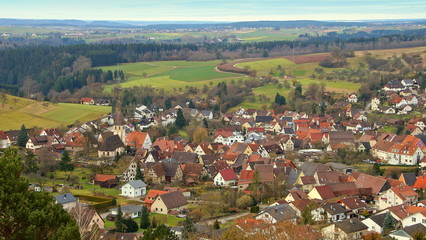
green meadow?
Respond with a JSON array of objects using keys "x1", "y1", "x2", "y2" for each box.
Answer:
[
  {"x1": 101, "y1": 60, "x2": 245, "y2": 92},
  {"x1": 0, "y1": 95, "x2": 111, "y2": 130}
]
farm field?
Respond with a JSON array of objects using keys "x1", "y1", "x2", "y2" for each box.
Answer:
[
  {"x1": 101, "y1": 60, "x2": 245, "y2": 92},
  {"x1": 0, "y1": 95, "x2": 111, "y2": 130}
]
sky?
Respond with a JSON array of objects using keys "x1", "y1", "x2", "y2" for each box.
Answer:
[{"x1": 2, "y1": 0, "x2": 426, "y2": 22}]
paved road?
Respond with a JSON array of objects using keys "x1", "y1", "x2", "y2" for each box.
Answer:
[{"x1": 203, "y1": 211, "x2": 251, "y2": 225}]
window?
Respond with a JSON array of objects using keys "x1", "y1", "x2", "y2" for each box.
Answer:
[
  {"x1": 412, "y1": 217, "x2": 416, "y2": 222},
  {"x1": 423, "y1": 219, "x2": 426, "y2": 224}
]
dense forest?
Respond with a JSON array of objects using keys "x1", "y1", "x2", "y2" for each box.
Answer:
[{"x1": 1, "y1": 29, "x2": 426, "y2": 96}]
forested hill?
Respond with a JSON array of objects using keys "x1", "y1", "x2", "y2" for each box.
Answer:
[{"x1": 1, "y1": 28, "x2": 426, "y2": 97}]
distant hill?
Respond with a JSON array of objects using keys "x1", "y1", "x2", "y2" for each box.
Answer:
[{"x1": 0, "y1": 18, "x2": 424, "y2": 29}]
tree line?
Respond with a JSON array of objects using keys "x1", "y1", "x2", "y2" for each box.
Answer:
[{"x1": 1, "y1": 29, "x2": 426, "y2": 96}]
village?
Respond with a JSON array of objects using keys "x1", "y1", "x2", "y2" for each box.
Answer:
[{"x1": 2, "y1": 77, "x2": 426, "y2": 239}]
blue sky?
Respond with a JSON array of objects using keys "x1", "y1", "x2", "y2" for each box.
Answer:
[{"x1": 2, "y1": 0, "x2": 426, "y2": 21}]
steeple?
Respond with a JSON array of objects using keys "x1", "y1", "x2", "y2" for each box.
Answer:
[
  {"x1": 114, "y1": 98, "x2": 124, "y2": 126},
  {"x1": 113, "y1": 98, "x2": 125, "y2": 141}
]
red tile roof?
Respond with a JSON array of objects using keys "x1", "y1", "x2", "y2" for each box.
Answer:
[
  {"x1": 218, "y1": 168, "x2": 238, "y2": 181},
  {"x1": 413, "y1": 176, "x2": 426, "y2": 189},
  {"x1": 94, "y1": 174, "x2": 116, "y2": 182},
  {"x1": 125, "y1": 132, "x2": 149, "y2": 149},
  {"x1": 313, "y1": 185, "x2": 336, "y2": 200}
]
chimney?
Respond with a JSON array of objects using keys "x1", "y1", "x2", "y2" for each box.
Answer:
[{"x1": 64, "y1": 193, "x2": 67, "y2": 199}]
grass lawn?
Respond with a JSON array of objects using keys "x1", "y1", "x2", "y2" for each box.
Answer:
[
  {"x1": 102, "y1": 60, "x2": 245, "y2": 93},
  {"x1": 104, "y1": 213, "x2": 183, "y2": 231},
  {"x1": 236, "y1": 58, "x2": 295, "y2": 75},
  {"x1": 0, "y1": 94, "x2": 111, "y2": 130},
  {"x1": 41, "y1": 103, "x2": 110, "y2": 123}
]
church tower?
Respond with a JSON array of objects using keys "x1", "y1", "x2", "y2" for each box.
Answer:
[{"x1": 113, "y1": 99, "x2": 126, "y2": 141}]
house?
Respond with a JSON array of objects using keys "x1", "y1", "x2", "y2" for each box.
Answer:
[
  {"x1": 125, "y1": 132, "x2": 152, "y2": 150},
  {"x1": 111, "y1": 205, "x2": 142, "y2": 219},
  {"x1": 144, "y1": 163, "x2": 167, "y2": 184},
  {"x1": 371, "y1": 97, "x2": 381, "y2": 111},
  {"x1": 144, "y1": 189, "x2": 168, "y2": 209},
  {"x1": 338, "y1": 197, "x2": 368, "y2": 217},
  {"x1": 413, "y1": 176, "x2": 426, "y2": 190},
  {"x1": 150, "y1": 190, "x2": 188, "y2": 215},
  {"x1": 80, "y1": 97, "x2": 94, "y2": 105},
  {"x1": 348, "y1": 93, "x2": 358, "y2": 103},
  {"x1": 377, "y1": 186, "x2": 418, "y2": 209},
  {"x1": 355, "y1": 173, "x2": 390, "y2": 195},
  {"x1": 285, "y1": 190, "x2": 309, "y2": 202},
  {"x1": 386, "y1": 144, "x2": 424, "y2": 165},
  {"x1": 322, "y1": 218, "x2": 368, "y2": 240},
  {"x1": 69, "y1": 204, "x2": 104, "y2": 233},
  {"x1": 401, "y1": 210, "x2": 426, "y2": 228},
  {"x1": 0, "y1": 131, "x2": 11, "y2": 149},
  {"x1": 26, "y1": 136, "x2": 59, "y2": 150},
  {"x1": 214, "y1": 168, "x2": 238, "y2": 186},
  {"x1": 255, "y1": 203, "x2": 298, "y2": 224},
  {"x1": 97, "y1": 135, "x2": 125, "y2": 158},
  {"x1": 120, "y1": 180, "x2": 147, "y2": 198},
  {"x1": 122, "y1": 159, "x2": 140, "y2": 182},
  {"x1": 308, "y1": 185, "x2": 336, "y2": 200},
  {"x1": 389, "y1": 223, "x2": 426, "y2": 240},
  {"x1": 322, "y1": 203, "x2": 347, "y2": 222},
  {"x1": 362, "y1": 212, "x2": 392, "y2": 233},
  {"x1": 55, "y1": 193, "x2": 78, "y2": 211},
  {"x1": 93, "y1": 174, "x2": 118, "y2": 188},
  {"x1": 399, "y1": 173, "x2": 417, "y2": 186}
]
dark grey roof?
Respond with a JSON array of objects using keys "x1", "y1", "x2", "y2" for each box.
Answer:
[
  {"x1": 112, "y1": 205, "x2": 142, "y2": 214},
  {"x1": 402, "y1": 223, "x2": 426, "y2": 236},
  {"x1": 281, "y1": 117, "x2": 293, "y2": 122},
  {"x1": 287, "y1": 169, "x2": 302, "y2": 186},
  {"x1": 255, "y1": 116, "x2": 273, "y2": 123},
  {"x1": 283, "y1": 128, "x2": 295, "y2": 135},
  {"x1": 171, "y1": 152, "x2": 198, "y2": 164},
  {"x1": 323, "y1": 203, "x2": 347, "y2": 215},
  {"x1": 99, "y1": 135, "x2": 124, "y2": 151},
  {"x1": 368, "y1": 213, "x2": 388, "y2": 227},
  {"x1": 335, "y1": 219, "x2": 368, "y2": 234},
  {"x1": 126, "y1": 180, "x2": 147, "y2": 189},
  {"x1": 329, "y1": 131, "x2": 354, "y2": 143},
  {"x1": 55, "y1": 193, "x2": 77, "y2": 205},
  {"x1": 261, "y1": 203, "x2": 298, "y2": 222},
  {"x1": 401, "y1": 173, "x2": 417, "y2": 186},
  {"x1": 162, "y1": 162, "x2": 180, "y2": 177},
  {"x1": 301, "y1": 162, "x2": 330, "y2": 176},
  {"x1": 159, "y1": 191, "x2": 188, "y2": 209}
]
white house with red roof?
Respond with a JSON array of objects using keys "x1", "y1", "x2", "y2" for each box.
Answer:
[
  {"x1": 214, "y1": 168, "x2": 238, "y2": 186},
  {"x1": 377, "y1": 186, "x2": 418, "y2": 210},
  {"x1": 80, "y1": 97, "x2": 94, "y2": 105},
  {"x1": 347, "y1": 93, "x2": 358, "y2": 103}
]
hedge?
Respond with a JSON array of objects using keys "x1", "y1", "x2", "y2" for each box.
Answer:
[{"x1": 75, "y1": 194, "x2": 114, "y2": 210}]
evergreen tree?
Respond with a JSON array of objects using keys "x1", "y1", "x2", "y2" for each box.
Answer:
[
  {"x1": 181, "y1": 216, "x2": 196, "y2": 239},
  {"x1": 115, "y1": 205, "x2": 124, "y2": 232},
  {"x1": 135, "y1": 162, "x2": 143, "y2": 181},
  {"x1": 123, "y1": 218, "x2": 139, "y2": 232},
  {"x1": 140, "y1": 206, "x2": 150, "y2": 229},
  {"x1": 382, "y1": 211, "x2": 395, "y2": 235},
  {"x1": 165, "y1": 98, "x2": 172, "y2": 109},
  {"x1": 17, "y1": 124, "x2": 28, "y2": 148},
  {"x1": 23, "y1": 150, "x2": 38, "y2": 174},
  {"x1": 0, "y1": 148, "x2": 79, "y2": 239},
  {"x1": 203, "y1": 118, "x2": 209, "y2": 129},
  {"x1": 213, "y1": 220, "x2": 220, "y2": 229},
  {"x1": 175, "y1": 109, "x2": 187, "y2": 128},
  {"x1": 373, "y1": 163, "x2": 383, "y2": 176},
  {"x1": 188, "y1": 100, "x2": 195, "y2": 108},
  {"x1": 58, "y1": 150, "x2": 74, "y2": 171}
]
